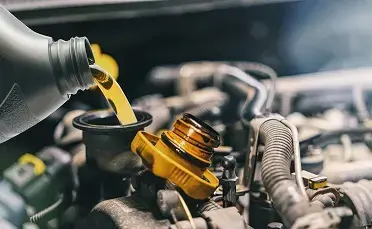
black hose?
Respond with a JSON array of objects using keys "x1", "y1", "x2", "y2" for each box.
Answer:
[
  {"x1": 222, "y1": 78, "x2": 262, "y2": 121},
  {"x1": 217, "y1": 65, "x2": 267, "y2": 123},
  {"x1": 234, "y1": 61, "x2": 277, "y2": 112},
  {"x1": 260, "y1": 120, "x2": 322, "y2": 228}
]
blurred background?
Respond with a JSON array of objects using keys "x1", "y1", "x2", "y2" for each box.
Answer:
[{"x1": 1, "y1": 0, "x2": 372, "y2": 167}]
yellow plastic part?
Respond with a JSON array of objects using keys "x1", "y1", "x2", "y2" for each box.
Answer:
[
  {"x1": 19, "y1": 153, "x2": 46, "y2": 176},
  {"x1": 131, "y1": 131, "x2": 219, "y2": 200},
  {"x1": 309, "y1": 180, "x2": 328, "y2": 190},
  {"x1": 90, "y1": 44, "x2": 119, "y2": 89},
  {"x1": 308, "y1": 178, "x2": 328, "y2": 190}
]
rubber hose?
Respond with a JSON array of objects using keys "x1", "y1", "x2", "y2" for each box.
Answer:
[
  {"x1": 197, "y1": 199, "x2": 222, "y2": 213},
  {"x1": 340, "y1": 180, "x2": 372, "y2": 227},
  {"x1": 260, "y1": 120, "x2": 321, "y2": 228},
  {"x1": 311, "y1": 194, "x2": 335, "y2": 208}
]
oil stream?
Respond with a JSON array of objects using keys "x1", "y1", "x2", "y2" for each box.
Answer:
[{"x1": 90, "y1": 64, "x2": 137, "y2": 125}]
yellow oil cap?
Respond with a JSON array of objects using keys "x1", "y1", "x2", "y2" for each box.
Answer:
[{"x1": 131, "y1": 113, "x2": 220, "y2": 200}]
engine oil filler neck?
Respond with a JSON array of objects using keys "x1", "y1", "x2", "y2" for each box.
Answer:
[{"x1": 131, "y1": 113, "x2": 220, "y2": 200}]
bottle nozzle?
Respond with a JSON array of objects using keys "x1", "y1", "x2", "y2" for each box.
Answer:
[{"x1": 50, "y1": 37, "x2": 95, "y2": 95}]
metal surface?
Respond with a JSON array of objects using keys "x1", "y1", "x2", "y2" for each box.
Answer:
[
  {"x1": 220, "y1": 155, "x2": 238, "y2": 207},
  {"x1": 263, "y1": 67, "x2": 372, "y2": 94},
  {"x1": 281, "y1": 119, "x2": 307, "y2": 198}
]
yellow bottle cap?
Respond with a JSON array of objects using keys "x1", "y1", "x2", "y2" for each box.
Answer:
[{"x1": 19, "y1": 153, "x2": 46, "y2": 176}]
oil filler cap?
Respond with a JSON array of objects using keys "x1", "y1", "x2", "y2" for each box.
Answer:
[{"x1": 131, "y1": 113, "x2": 220, "y2": 200}]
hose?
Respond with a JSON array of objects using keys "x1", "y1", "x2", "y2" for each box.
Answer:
[
  {"x1": 300, "y1": 127, "x2": 372, "y2": 156},
  {"x1": 30, "y1": 194, "x2": 64, "y2": 223},
  {"x1": 169, "y1": 100, "x2": 223, "y2": 128},
  {"x1": 260, "y1": 120, "x2": 321, "y2": 228},
  {"x1": 150, "y1": 61, "x2": 274, "y2": 123},
  {"x1": 216, "y1": 65, "x2": 268, "y2": 125},
  {"x1": 234, "y1": 62, "x2": 277, "y2": 112},
  {"x1": 281, "y1": 119, "x2": 308, "y2": 198},
  {"x1": 321, "y1": 161, "x2": 372, "y2": 184},
  {"x1": 197, "y1": 199, "x2": 222, "y2": 213},
  {"x1": 352, "y1": 87, "x2": 369, "y2": 122},
  {"x1": 340, "y1": 134, "x2": 353, "y2": 162},
  {"x1": 167, "y1": 89, "x2": 227, "y2": 129},
  {"x1": 340, "y1": 180, "x2": 372, "y2": 228},
  {"x1": 311, "y1": 195, "x2": 336, "y2": 208}
]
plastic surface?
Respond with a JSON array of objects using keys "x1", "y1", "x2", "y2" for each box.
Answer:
[
  {"x1": 73, "y1": 109, "x2": 152, "y2": 174},
  {"x1": 73, "y1": 109, "x2": 152, "y2": 205},
  {"x1": 0, "y1": 181, "x2": 27, "y2": 228},
  {"x1": 131, "y1": 131, "x2": 219, "y2": 200},
  {"x1": 0, "y1": 5, "x2": 94, "y2": 144},
  {"x1": 131, "y1": 113, "x2": 220, "y2": 200}
]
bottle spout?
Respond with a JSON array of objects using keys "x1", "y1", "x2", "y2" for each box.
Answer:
[{"x1": 50, "y1": 37, "x2": 96, "y2": 95}]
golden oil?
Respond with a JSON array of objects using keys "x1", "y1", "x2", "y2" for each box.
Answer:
[{"x1": 89, "y1": 64, "x2": 137, "y2": 125}]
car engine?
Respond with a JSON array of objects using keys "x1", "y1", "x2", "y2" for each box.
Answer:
[
  {"x1": 1, "y1": 1, "x2": 372, "y2": 229},
  {"x1": 1, "y1": 61, "x2": 372, "y2": 229}
]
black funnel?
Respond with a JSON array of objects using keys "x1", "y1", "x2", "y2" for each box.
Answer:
[{"x1": 73, "y1": 109, "x2": 152, "y2": 203}]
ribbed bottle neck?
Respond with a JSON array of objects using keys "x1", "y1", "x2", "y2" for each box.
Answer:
[{"x1": 50, "y1": 37, "x2": 95, "y2": 95}]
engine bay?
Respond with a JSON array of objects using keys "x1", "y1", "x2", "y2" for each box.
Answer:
[
  {"x1": 1, "y1": 1, "x2": 372, "y2": 229},
  {"x1": 1, "y1": 62, "x2": 372, "y2": 229}
]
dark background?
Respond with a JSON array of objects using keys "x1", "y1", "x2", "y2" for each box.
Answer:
[{"x1": 1, "y1": 0, "x2": 372, "y2": 168}]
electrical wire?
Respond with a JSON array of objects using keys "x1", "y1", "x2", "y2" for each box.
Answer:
[
  {"x1": 176, "y1": 192, "x2": 196, "y2": 229},
  {"x1": 30, "y1": 194, "x2": 64, "y2": 223},
  {"x1": 281, "y1": 119, "x2": 308, "y2": 199}
]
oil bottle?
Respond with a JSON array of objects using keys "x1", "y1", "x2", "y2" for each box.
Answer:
[{"x1": 0, "y1": 5, "x2": 95, "y2": 143}]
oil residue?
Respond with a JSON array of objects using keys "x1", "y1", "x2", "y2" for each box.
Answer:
[{"x1": 90, "y1": 64, "x2": 137, "y2": 125}]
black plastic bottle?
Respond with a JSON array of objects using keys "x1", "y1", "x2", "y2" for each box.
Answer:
[{"x1": 0, "y1": 5, "x2": 95, "y2": 144}]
